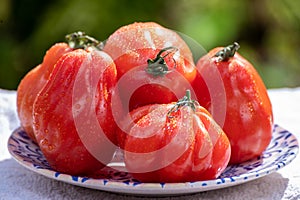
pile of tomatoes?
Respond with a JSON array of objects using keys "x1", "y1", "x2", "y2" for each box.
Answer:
[{"x1": 16, "y1": 22, "x2": 273, "y2": 183}]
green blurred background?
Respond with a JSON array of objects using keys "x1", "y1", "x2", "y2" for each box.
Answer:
[{"x1": 0, "y1": 0, "x2": 299, "y2": 90}]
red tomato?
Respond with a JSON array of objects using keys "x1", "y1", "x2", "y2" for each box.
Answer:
[
  {"x1": 17, "y1": 31, "x2": 104, "y2": 142},
  {"x1": 32, "y1": 33, "x2": 118, "y2": 176},
  {"x1": 103, "y1": 22, "x2": 196, "y2": 111},
  {"x1": 17, "y1": 43, "x2": 73, "y2": 142},
  {"x1": 192, "y1": 42, "x2": 273, "y2": 164},
  {"x1": 117, "y1": 90, "x2": 231, "y2": 183}
]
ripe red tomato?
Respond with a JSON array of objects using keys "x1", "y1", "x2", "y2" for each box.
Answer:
[
  {"x1": 103, "y1": 22, "x2": 196, "y2": 111},
  {"x1": 32, "y1": 33, "x2": 118, "y2": 176},
  {"x1": 117, "y1": 90, "x2": 231, "y2": 183},
  {"x1": 17, "y1": 43, "x2": 73, "y2": 142},
  {"x1": 192, "y1": 42, "x2": 273, "y2": 164}
]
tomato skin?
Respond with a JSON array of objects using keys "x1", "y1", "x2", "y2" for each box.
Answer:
[
  {"x1": 192, "y1": 44, "x2": 273, "y2": 164},
  {"x1": 32, "y1": 49, "x2": 118, "y2": 176},
  {"x1": 17, "y1": 43, "x2": 73, "y2": 142},
  {"x1": 117, "y1": 96, "x2": 231, "y2": 183},
  {"x1": 103, "y1": 22, "x2": 196, "y2": 111}
]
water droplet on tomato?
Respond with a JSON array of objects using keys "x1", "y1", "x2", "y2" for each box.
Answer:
[
  {"x1": 41, "y1": 139, "x2": 48, "y2": 145},
  {"x1": 48, "y1": 144, "x2": 55, "y2": 151}
]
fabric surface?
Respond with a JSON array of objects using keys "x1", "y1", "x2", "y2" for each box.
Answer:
[{"x1": 0, "y1": 88, "x2": 300, "y2": 200}]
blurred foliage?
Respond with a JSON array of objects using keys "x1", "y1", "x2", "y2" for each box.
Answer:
[{"x1": 0, "y1": 0, "x2": 299, "y2": 89}]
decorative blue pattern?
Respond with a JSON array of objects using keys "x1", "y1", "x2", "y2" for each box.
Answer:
[{"x1": 7, "y1": 124, "x2": 299, "y2": 195}]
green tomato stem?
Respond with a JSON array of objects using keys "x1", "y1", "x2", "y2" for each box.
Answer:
[
  {"x1": 146, "y1": 46, "x2": 178, "y2": 77},
  {"x1": 214, "y1": 42, "x2": 240, "y2": 62},
  {"x1": 168, "y1": 89, "x2": 198, "y2": 118},
  {"x1": 65, "y1": 31, "x2": 103, "y2": 50}
]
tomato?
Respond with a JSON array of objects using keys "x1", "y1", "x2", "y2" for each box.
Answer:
[
  {"x1": 192, "y1": 42, "x2": 273, "y2": 164},
  {"x1": 117, "y1": 90, "x2": 231, "y2": 183},
  {"x1": 17, "y1": 43, "x2": 73, "y2": 142},
  {"x1": 103, "y1": 22, "x2": 196, "y2": 111},
  {"x1": 17, "y1": 31, "x2": 105, "y2": 142},
  {"x1": 32, "y1": 33, "x2": 118, "y2": 176}
]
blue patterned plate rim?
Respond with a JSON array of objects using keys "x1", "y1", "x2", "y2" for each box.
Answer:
[{"x1": 7, "y1": 124, "x2": 299, "y2": 195}]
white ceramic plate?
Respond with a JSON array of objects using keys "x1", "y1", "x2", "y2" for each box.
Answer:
[{"x1": 7, "y1": 124, "x2": 298, "y2": 196}]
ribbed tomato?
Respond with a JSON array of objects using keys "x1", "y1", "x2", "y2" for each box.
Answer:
[
  {"x1": 117, "y1": 90, "x2": 231, "y2": 183},
  {"x1": 192, "y1": 42, "x2": 273, "y2": 164},
  {"x1": 32, "y1": 32, "x2": 119, "y2": 175},
  {"x1": 103, "y1": 22, "x2": 196, "y2": 111}
]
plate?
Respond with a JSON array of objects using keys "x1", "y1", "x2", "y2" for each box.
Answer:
[{"x1": 7, "y1": 124, "x2": 299, "y2": 196}]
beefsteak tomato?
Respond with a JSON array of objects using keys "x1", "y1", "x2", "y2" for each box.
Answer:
[
  {"x1": 32, "y1": 32, "x2": 118, "y2": 175},
  {"x1": 117, "y1": 90, "x2": 231, "y2": 183},
  {"x1": 192, "y1": 42, "x2": 273, "y2": 164},
  {"x1": 17, "y1": 31, "x2": 104, "y2": 142},
  {"x1": 103, "y1": 22, "x2": 196, "y2": 111}
]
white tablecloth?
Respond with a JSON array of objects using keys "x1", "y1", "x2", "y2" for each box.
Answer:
[{"x1": 0, "y1": 88, "x2": 299, "y2": 200}]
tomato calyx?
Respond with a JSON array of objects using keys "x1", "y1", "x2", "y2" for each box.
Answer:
[
  {"x1": 146, "y1": 46, "x2": 178, "y2": 77},
  {"x1": 168, "y1": 90, "x2": 199, "y2": 118},
  {"x1": 213, "y1": 42, "x2": 240, "y2": 62},
  {"x1": 65, "y1": 31, "x2": 104, "y2": 50}
]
